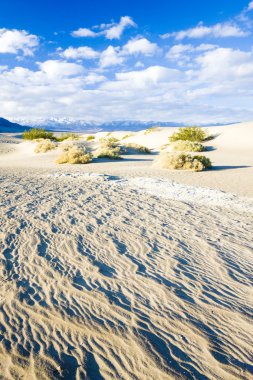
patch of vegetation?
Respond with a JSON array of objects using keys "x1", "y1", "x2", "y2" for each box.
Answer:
[
  {"x1": 125, "y1": 143, "x2": 151, "y2": 154},
  {"x1": 56, "y1": 145, "x2": 92, "y2": 164},
  {"x1": 172, "y1": 140, "x2": 205, "y2": 152},
  {"x1": 56, "y1": 133, "x2": 79, "y2": 142},
  {"x1": 86, "y1": 135, "x2": 95, "y2": 141},
  {"x1": 23, "y1": 128, "x2": 56, "y2": 140},
  {"x1": 121, "y1": 134, "x2": 133, "y2": 140},
  {"x1": 34, "y1": 139, "x2": 57, "y2": 153},
  {"x1": 169, "y1": 127, "x2": 211, "y2": 142},
  {"x1": 156, "y1": 152, "x2": 212, "y2": 171},
  {"x1": 96, "y1": 147, "x2": 122, "y2": 159},
  {"x1": 144, "y1": 126, "x2": 159, "y2": 135},
  {"x1": 99, "y1": 137, "x2": 120, "y2": 148}
]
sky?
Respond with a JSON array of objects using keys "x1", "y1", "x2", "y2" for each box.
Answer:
[{"x1": 0, "y1": 0, "x2": 253, "y2": 123}]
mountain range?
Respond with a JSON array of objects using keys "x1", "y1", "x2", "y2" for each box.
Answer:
[{"x1": 1, "y1": 117, "x2": 185, "y2": 133}]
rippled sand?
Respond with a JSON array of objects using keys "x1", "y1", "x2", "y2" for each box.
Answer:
[{"x1": 0, "y1": 168, "x2": 253, "y2": 379}]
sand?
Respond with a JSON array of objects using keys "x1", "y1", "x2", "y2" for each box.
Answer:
[{"x1": 0, "y1": 122, "x2": 253, "y2": 379}]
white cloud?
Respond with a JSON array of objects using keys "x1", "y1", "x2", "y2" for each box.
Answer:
[
  {"x1": 104, "y1": 16, "x2": 136, "y2": 39},
  {"x1": 0, "y1": 28, "x2": 39, "y2": 56},
  {"x1": 248, "y1": 1, "x2": 253, "y2": 10},
  {"x1": 72, "y1": 16, "x2": 136, "y2": 40},
  {"x1": 166, "y1": 43, "x2": 217, "y2": 62},
  {"x1": 38, "y1": 60, "x2": 84, "y2": 79},
  {"x1": 71, "y1": 28, "x2": 97, "y2": 38},
  {"x1": 161, "y1": 22, "x2": 248, "y2": 40},
  {"x1": 99, "y1": 46, "x2": 124, "y2": 68},
  {"x1": 122, "y1": 37, "x2": 159, "y2": 56},
  {"x1": 196, "y1": 47, "x2": 253, "y2": 80},
  {"x1": 61, "y1": 46, "x2": 99, "y2": 59}
]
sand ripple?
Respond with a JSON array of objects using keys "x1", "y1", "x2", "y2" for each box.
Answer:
[{"x1": 0, "y1": 172, "x2": 253, "y2": 379}]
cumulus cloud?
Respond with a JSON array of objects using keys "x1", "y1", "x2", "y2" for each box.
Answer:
[
  {"x1": 122, "y1": 37, "x2": 159, "y2": 56},
  {"x1": 104, "y1": 16, "x2": 136, "y2": 39},
  {"x1": 38, "y1": 60, "x2": 84, "y2": 79},
  {"x1": 60, "y1": 46, "x2": 99, "y2": 59},
  {"x1": 166, "y1": 43, "x2": 217, "y2": 60},
  {"x1": 99, "y1": 46, "x2": 124, "y2": 68},
  {"x1": 72, "y1": 16, "x2": 136, "y2": 40},
  {"x1": 0, "y1": 28, "x2": 39, "y2": 56},
  {"x1": 196, "y1": 47, "x2": 253, "y2": 80},
  {"x1": 1, "y1": 50, "x2": 253, "y2": 123},
  {"x1": 161, "y1": 22, "x2": 248, "y2": 40}
]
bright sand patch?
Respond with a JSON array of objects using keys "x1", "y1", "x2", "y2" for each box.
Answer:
[{"x1": 0, "y1": 122, "x2": 253, "y2": 379}]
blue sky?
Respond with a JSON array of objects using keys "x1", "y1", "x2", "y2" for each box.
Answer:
[{"x1": 0, "y1": 0, "x2": 253, "y2": 123}]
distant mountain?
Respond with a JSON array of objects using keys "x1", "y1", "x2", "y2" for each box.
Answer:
[
  {"x1": 12, "y1": 118, "x2": 185, "y2": 132},
  {"x1": 0, "y1": 117, "x2": 30, "y2": 133}
]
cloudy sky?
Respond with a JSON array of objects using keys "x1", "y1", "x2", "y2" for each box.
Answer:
[{"x1": 0, "y1": 0, "x2": 253, "y2": 123}]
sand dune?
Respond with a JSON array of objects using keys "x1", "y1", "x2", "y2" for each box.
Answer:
[{"x1": 0, "y1": 122, "x2": 253, "y2": 379}]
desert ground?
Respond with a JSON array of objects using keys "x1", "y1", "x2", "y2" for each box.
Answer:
[{"x1": 0, "y1": 122, "x2": 253, "y2": 379}]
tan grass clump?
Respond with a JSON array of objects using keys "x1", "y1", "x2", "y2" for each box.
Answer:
[
  {"x1": 96, "y1": 147, "x2": 122, "y2": 159},
  {"x1": 125, "y1": 143, "x2": 151, "y2": 154},
  {"x1": 172, "y1": 140, "x2": 205, "y2": 152},
  {"x1": 99, "y1": 137, "x2": 119, "y2": 148},
  {"x1": 34, "y1": 139, "x2": 57, "y2": 153},
  {"x1": 56, "y1": 145, "x2": 92, "y2": 164},
  {"x1": 155, "y1": 152, "x2": 211, "y2": 171}
]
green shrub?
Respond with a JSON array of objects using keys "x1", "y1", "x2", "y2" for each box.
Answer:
[
  {"x1": 34, "y1": 139, "x2": 57, "y2": 153},
  {"x1": 155, "y1": 152, "x2": 211, "y2": 171},
  {"x1": 23, "y1": 128, "x2": 56, "y2": 140},
  {"x1": 56, "y1": 133, "x2": 79, "y2": 142},
  {"x1": 169, "y1": 127, "x2": 210, "y2": 142},
  {"x1": 96, "y1": 147, "x2": 122, "y2": 159},
  {"x1": 125, "y1": 143, "x2": 151, "y2": 154},
  {"x1": 86, "y1": 135, "x2": 95, "y2": 141},
  {"x1": 172, "y1": 140, "x2": 205, "y2": 152},
  {"x1": 56, "y1": 145, "x2": 92, "y2": 164}
]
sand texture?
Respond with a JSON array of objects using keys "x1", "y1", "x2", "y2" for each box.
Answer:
[{"x1": 0, "y1": 122, "x2": 253, "y2": 379}]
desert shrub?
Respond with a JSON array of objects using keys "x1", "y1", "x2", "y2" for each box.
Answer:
[
  {"x1": 122, "y1": 134, "x2": 133, "y2": 140},
  {"x1": 34, "y1": 139, "x2": 57, "y2": 153},
  {"x1": 144, "y1": 126, "x2": 159, "y2": 135},
  {"x1": 99, "y1": 137, "x2": 119, "y2": 148},
  {"x1": 125, "y1": 143, "x2": 151, "y2": 154},
  {"x1": 56, "y1": 133, "x2": 79, "y2": 142},
  {"x1": 160, "y1": 143, "x2": 170, "y2": 151},
  {"x1": 169, "y1": 127, "x2": 211, "y2": 142},
  {"x1": 86, "y1": 135, "x2": 95, "y2": 141},
  {"x1": 155, "y1": 152, "x2": 211, "y2": 171},
  {"x1": 172, "y1": 140, "x2": 205, "y2": 152},
  {"x1": 56, "y1": 146, "x2": 92, "y2": 164},
  {"x1": 96, "y1": 147, "x2": 122, "y2": 159},
  {"x1": 23, "y1": 128, "x2": 56, "y2": 140}
]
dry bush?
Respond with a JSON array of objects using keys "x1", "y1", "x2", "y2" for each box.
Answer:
[
  {"x1": 86, "y1": 135, "x2": 95, "y2": 141},
  {"x1": 155, "y1": 152, "x2": 211, "y2": 171},
  {"x1": 144, "y1": 126, "x2": 159, "y2": 135},
  {"x1": 56, "y1": 145, "x2": 92, "y2": 164},
  {"x1": 169, "y1": 127, "x2": 211, "y2": 142},
  {"x1": 56, "y1": 133, "x2": 79, "y2": 142},
  {"x1": 172, "y1": 140, "x2": 205, "y2": 152},
  {"x1": 121, "y1": 134, "x2": 133, "y2": 140},
  {"x1": 34, "y1": 139, "x2": 57, "y2": 153},
  {"x1": 99, "y1": 137, "x2": 119, "y2": 148},
  {"x1": 96, "y1": 147, "x2": 122, "y2": 159},
  {"x1": 125, "y1": 143, "x2": 151, "y2": 154}
]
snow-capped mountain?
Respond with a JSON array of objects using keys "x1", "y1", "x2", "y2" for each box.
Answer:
[{"x1": 12, "y1": 118, "x2": 185, "y2": 132}]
